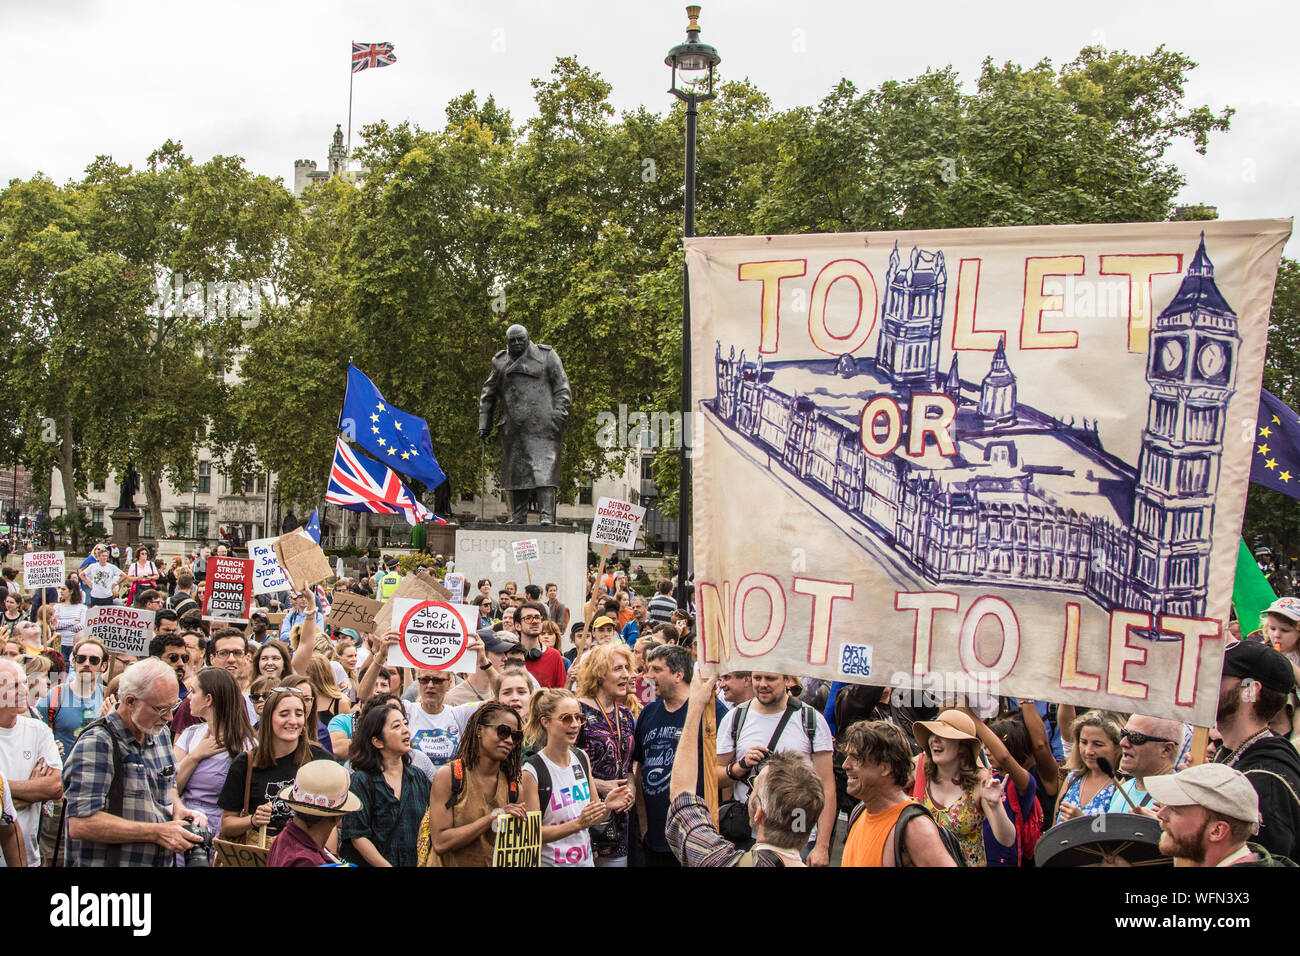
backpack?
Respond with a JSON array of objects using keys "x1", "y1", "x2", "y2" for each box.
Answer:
[
  {"x1": 717, "y1": 699, "x2": 819, "y2": 843},
  {"x1": 416, "y1": 758, "x2": 519, "y2": 867},
  {"x1": 847, "y1": 801, "x2": 967, "y2": 867},
  {"x1": 526, "y1": 747, "x2": 593, "y2": 813},
  {"x1": 729, "y1": 698, "x2": 819, "y2": 755},
  {"x1": 1003, "y1": 776, "x2": 1044, "y2": 866},
  {"x1": 54, "y1": 717, "x2": 125, "y2": 866}
]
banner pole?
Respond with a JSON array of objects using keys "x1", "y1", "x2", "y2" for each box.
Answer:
[
  {"x1": 582, "y1": 544, "x2": 610, "y2": 636},
  {"x1": 347, "y1": 61, "x2": 354, "y2": 163}
]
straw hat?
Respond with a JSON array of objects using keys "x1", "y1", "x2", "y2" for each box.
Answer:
[
  {"x1": 913, "y1": 709, "x2": 979, "y2": 754},
  {"x1": 278, "y1": 760, "x2": 361, "y2": 817}
]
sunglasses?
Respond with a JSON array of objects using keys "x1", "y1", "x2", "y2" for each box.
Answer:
[
  {"x1": 551, "y1": 713, "x2": 583, "y2": 726},
  {"x1": 417, "y1": 676, "x2": 451, "y2": 685},
  {"x1": 519, "y1": 614, "x2": 543, "y2": 622},
  {"x1": 487, "y1": 723, "x2": 524, "y2": 744},
  {"x1": 1120, "y1": 729, "x2": 1175, "y2": 746},
  {"x1": 164, "y1": 652, "x2": 190, "y2": 664},
  {"x1": 74, "y1": 654, "x2": 103, "y2": 665}
]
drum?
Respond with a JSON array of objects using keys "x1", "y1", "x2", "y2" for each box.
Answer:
[{"x1": 1034, "y1": 813, "x2": 1170, "y2": 867}]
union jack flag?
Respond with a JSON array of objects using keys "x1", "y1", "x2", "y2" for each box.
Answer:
[
  {"x1": 326, "y1": 439, "x2": 445, "y2": 525},
  {"x1": 352, "y1": 42, "x2": 396, "y2": 73}
]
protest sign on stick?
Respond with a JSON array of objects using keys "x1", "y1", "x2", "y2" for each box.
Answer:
[
  {"x1": 387, "y1": 598, "x2": 477, "y2": 673},
  {"x1": 273, "y1": 530, "x2": 332, "y2": 592},
  {"x1": 213, "y1": 839, "x2": 268, "y2": 868},
  {"x1": 687, "y1": 219, "x2": 1292, "y2": 725},
  {"x1": 248, "y1": 538, "x2": 291, "y2": 595},
  {"x1": 202, "y1": 556, "x2": 254, "y2": 623},
  {"x1": 492, "y1": 811, "x2": 542, "y2": 867},
  {"x1": 372, "y1": 572, "x2": 452, "y2": 636},
  {"x1": 327, "y1": 593, "x2": 384, "y2": 635},
  {"x1": 86, "y1": 606, "x2": 153, "y2": 657},
  {"x1": 590, "y1": 497, "x2": 646, "y2": 550},
  {"x1": 512, "y1": 539, "x2": 539, "y2": 586},
  {"x1": 23, "y1": 551, "x2": 65, "y2": 591},
  {"x1": 444, "y1": 573, "x2": 465, "y2": 604}
]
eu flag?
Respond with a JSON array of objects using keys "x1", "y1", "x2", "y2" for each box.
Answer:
[
  {"x1": 1250, "y1": 389, "x2": 1300, "y2": 500},
  {"x1": 339, "y1": 365, "x2": 448, "y2": 490},
  {"x1": 303, "y1": 508, "x2": 322, "y2": 544}
]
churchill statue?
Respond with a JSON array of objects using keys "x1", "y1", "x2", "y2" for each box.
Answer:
[{"x1": 479, "y1": 324, "x2": 571, "y2": 525}]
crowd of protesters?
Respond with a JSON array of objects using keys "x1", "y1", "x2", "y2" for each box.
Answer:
[{"x1": 1, "y1": 539, "x2": 1297, "y2": 869}]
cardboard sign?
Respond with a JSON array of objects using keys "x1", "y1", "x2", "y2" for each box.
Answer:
[
  {"x1": 327, "y1": 593, "x2": 384, "y2": 635},
  {"x1": 213, "y1": 839, "x2": 268, "y2": 868},
  {"x1": 387, "y1": 598, "x2": 477, "y2": 673},
  {"x1": 248, "y1": 537, "x2": 291, "y2": 595},
  {"x1": 590, "y1": 497, "x2": 646, "y2": 549},
  {"x1": 272, "y1": 529, "x2": 332, "y2": 591},
  {"x1": 512, "y1": 539, "x2": 540, "y2": 564},
  {"x1": 86, "y1": 605, "x2": 154, "y2": 657},
  {"x1": 372, "y1": 572, "x2": 452, "y2": 636},
  {"x1": 202, "y1": 556, "x2": 253, "y2": 623},
  {"x1": 23, "y1": 550, "x2": 65, "y2": 590},
  {"x1": 444, "y1": 573, "x2": 465, "y2": 604},
  {"x1": 267, "y1": 611, "x2": 286, "y2": 628},
  {"x1": 687, "y1": 219, "x2": 1292, "y2": 725},
  {"x1": 492, "y1": 810, "x2": 542, "y2": 867}
]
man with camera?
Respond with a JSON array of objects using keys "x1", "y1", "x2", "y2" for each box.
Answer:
[{"x1": 62, "y1": 657, "x2": 209, "y2": 867}]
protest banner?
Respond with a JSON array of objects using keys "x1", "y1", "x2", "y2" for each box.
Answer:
[
  {"x1": 372, "y1": 572, "x2": 452, "y2": 636},
  {"x1": 267, "y1": 612, "x2": 286, "y2": 628},
  {"x1": 202, "y1": 556, "x2": 253, "y2": 623},
  {"x1": 492, "y1": 810, "x2": 542, "y2": 867},
  {"x1": 512, "y1": 539, "x2": 540, "y2": 586},
  {"x1": 387, "y1": 599, "x2": 477, "y2": 673},
  {"x1": 687, "y1": 220, "x2": 1291, "y2": 725},
  {"x1": 213, "y1": 839, "x2": 268, "y2": 868},
  {"x1": 590, "y1": 497, "x2": 646, "y2": 550},
  {"x1": 327, "y1": 593, "x2": 384, "y2": 634},
  {"x1": 248, "y1": 537, "x2": 292, "y2": 595},
  {"x1": 23, "y1": 551, "x2": 65, "y2": 590},
  {"x1": 444, "y1": 572, "x2": 465, "y2": 604},
  {"x1": 86, "y1": 605, "x2": 153, "y2": 657},
  {"x1": 273, "y1": 529, "x2": 332, "y2": 591}
]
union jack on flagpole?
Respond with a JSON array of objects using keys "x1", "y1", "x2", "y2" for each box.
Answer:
[
  {"x1": 348, "y1": 42, "x2": 397, "y2": 165},
  {"x1": 326, "y1": 438, "x2": 445, "y2": 526}
]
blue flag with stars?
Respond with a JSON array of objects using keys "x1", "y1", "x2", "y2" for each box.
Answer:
[
  {"x1": 1250, "y1": 388, "x2": 1300, "y2": 499},
  {"x1": 303, "y1": 508, "x2": 321, "y2": 544},
  {"x1": 339, "y1": 365, "x2": 448, "y2": 490}
]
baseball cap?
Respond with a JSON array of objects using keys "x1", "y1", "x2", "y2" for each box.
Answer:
[
  {"x1": 1265, "y1": 596, "x2": 1300, "y2": 623},
  {"x1": 478, "y1": 628, "x2": 517, "y2": 655},
  {"x1": 592, "y1": 616, "x2": 617, "y2": 630},
  {"x1": 1143, "y1": 763, "x2": 1260, "y2": 825},
  {"x1": 1222, "y1": 640, "x2": 1296, "y2": 695}
]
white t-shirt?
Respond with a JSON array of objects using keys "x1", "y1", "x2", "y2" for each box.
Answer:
[
  {"x1": 0, "y1": 717, "x2": 63, "y2": 866},
  {"x1": 715, "y1": 702, "x2": 833, "y2": 802},
  {"x1": 0, "y1": 769, "x2": 17, "y2": 825},
  {"x1": 84, "y1": 563, "x2": 123, "y2": 599},
  {"x1": 53, "y1": 604, "x2": 89, "y2": 648},
  {"x1": 402, "y1": 701, "x2": 479, "y2": 767},
  {"x1": 523, "y1": 748, "x2": 595, "y2": 868}
]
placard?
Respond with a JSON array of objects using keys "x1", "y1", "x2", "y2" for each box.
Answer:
[
  {"x1": 86, "y1": 605, "x2": 154, "y2": 657},
  {"x1": 202, "y1": 556, "x2": 253, "y2": 623},
  {"x1": 248, "y1": 537, "x2": 291, "y2": 595},
  {"x1": 512, "y1": 539, "x2": 540, "y2": 564},
  {"x1": 387, "y1": 598, "x2": 477, "y2": 673},
  {"x1": 492, "y1": 810, "x2": 542, "y2": 867},
  {"x1": 444, "y1": 573, "x2": 465, "y2": 604},
  {"x1": 687, "y1": 219, "x2": 1292, "y2": 725},
  {"x1": 589, "y1": 497, "x2": 646, "y2": 549},
  {"x1": 372, "y1": 572, "x2": 452, "y2": 636},
  {"x1": 326, "y1": 593, "x2": 384, "y2": 634},
  {"x1": 23, "y1": 551, "x2": 65, "y2": 590},
  {"x1": 272, "y1": 529, "x2": 332, "y2": 591},
  {"x1": 213, "y1": 839, "x2": 268, "y2": 868}
]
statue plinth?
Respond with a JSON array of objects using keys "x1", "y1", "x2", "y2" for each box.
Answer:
[{"x1": 111, "y1": 508, "x2": 143, "y2": 552}]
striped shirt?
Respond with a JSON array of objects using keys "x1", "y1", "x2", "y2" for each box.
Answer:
[
  {"x1": 664, "y1": 792, "x2": 783, "y2": 867},
  {"x1": 647, "y1": 594, "x2": 677, "y2": 623}
]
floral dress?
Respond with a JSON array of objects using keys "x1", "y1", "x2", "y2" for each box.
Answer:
[
  {"x1": 1055, "y1": 772, "x2": 1116, "y2": 825},
  {"x1": 922, "y1": 785, "x2": 987, "y2": 867},
  {"x1": 578, "y1": 699, "x2": 635, "y2": 860}
]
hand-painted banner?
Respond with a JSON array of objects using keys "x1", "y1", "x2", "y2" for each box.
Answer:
[{"x1": 687, "y1": 220, "x2": 1292, "y2": 725}]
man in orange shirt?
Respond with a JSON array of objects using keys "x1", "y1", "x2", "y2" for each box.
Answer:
[{"x1": 840, "y1": 720, "x2": 957, "y2": 867}]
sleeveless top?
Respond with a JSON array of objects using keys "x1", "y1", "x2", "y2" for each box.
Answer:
[
  {"x1": 1056, "y1": 772, "x2": 1116, "y2": 824},
  {"x1": 843, "y1": 799, "x2": 913, "y2": 867},
  {"x1": 922, "y1": 784, "x2": 986, "y2": 867},
  {"x1": 442, "y1": 770, "x2": 513, "y2": 868}
]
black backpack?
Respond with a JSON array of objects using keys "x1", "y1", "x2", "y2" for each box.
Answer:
[
  {"x1": 847, "y1": 801, "x2": 968, "y2": 867},
  {"x1": 55, "y1": 717, "x2": 126, "y2": 866},
  {"x1": 526, "y1": 748, "x2": 594, "y2": 811}
]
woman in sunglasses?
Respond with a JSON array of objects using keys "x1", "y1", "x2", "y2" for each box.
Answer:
[
  {"x1": 426, "y1": 701, "x2": 527, "y2": 867},
  {"x1": 174, "y1": 667, "x2": 255, "y2": 859}
]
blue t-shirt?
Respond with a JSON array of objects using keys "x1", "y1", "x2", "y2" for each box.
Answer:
[
  {"x1": 36, "y1": 682, "x2": 105, "y2": 755},
  {"x1": 632, "y1": 696, "x2": 728, "y2": 853},
  {"x1": 983, "y1": 772, "x2": 1038, "y2": 867},
  {"x1": 621, "y1": 620, "x2": 641, "y2": 647}
]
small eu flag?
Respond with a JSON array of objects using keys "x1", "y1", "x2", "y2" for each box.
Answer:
[
  {"x1": 303, "y1": 508, "x2": 321, "y2": 544},
  {"x1": 1250, "y1": 389, "x2": 1300, "y2": 500},
  {"x1": 339, "y1": 365, "x2": 447, "y2": 491}
]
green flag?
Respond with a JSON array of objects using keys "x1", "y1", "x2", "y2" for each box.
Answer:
[{"x1": 1232, "y1": 538, "x2": 1275, "y2": 640}]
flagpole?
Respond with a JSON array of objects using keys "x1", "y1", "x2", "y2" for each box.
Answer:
[{"x1": 347, "y1": 61, "x2": 354, "y2": 165}]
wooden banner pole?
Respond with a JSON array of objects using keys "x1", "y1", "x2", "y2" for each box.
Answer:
[
  {"x1": 1189, "y1": 725, "x2": 1210, "y2": 766},
  {"x1": 582, "y1": 545, "x2": 610, "y2": 636},
  {"x1": 701, "y1": 675, "x2": 719, "y2": 827}
]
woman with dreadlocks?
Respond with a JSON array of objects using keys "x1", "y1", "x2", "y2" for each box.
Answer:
[{"x1": 426, "y1": 701, "x2": 527, "y2": 867}]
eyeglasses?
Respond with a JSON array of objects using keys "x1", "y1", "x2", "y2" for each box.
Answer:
[
  {"x1": 519, "y1": 614, "x2": 543, "y2": 623},
  {"x1": 1120, "y1": 729, "x2": 1175, "y2": 746},
  {"x1": 74, "y1": 654, "x2": 103, "y2": 665},
  {"x1": 487, "y1": 723, "x2": 524, "y2": 744},
  {"x1": 139, "y1": 699, "x2": 181, "y2": 717},
  {"x1": 164, "y1": 652, "x2": 190, "y2": 664},
  {"x1": 417, "y1": 676, "x2": 451, "y2": 685},
  {"x1": 551, "y1": 713, "x2": 583, "y2": 726},
  {"x1": 214, "y1": 648, "x2": 246, "y2": 659}
]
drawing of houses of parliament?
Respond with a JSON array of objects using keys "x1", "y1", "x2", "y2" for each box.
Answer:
[{"x1": 704, "y1": 234, "x2": 1239, "y2": 620}]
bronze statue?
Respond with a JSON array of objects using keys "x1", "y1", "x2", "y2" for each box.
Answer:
[
  {"x1": 479, "y1": 324, "x2": 571, "y2": 524},
  {"x1": 118, "y1": 462, "x2": 140, "y2": 511}
]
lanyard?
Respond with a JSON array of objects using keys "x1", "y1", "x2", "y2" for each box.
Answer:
[{"x1": 595, "y1": 698, "x2": 623, "y2": 764}]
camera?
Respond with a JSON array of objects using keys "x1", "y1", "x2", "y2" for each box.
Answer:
[{"x1": 181, "y1": 822, "x2": 213, "y2": 867}]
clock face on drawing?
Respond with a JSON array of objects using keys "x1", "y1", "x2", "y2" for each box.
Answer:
[
  {"x1": 1197, "y1": 341, "x2": 1226, "y2": 378},
  {"x1": 1159, "y1": 339, "x2": 1184, "y2": 372}
]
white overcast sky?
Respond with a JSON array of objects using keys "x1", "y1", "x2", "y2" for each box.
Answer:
[{"x1": 2, "y1": 0, "x2": 1296, "y2": 252}]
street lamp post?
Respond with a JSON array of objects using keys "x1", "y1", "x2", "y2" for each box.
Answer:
[{"x1": 666, "y1": 4, "x2": 720, "y2": 614}]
